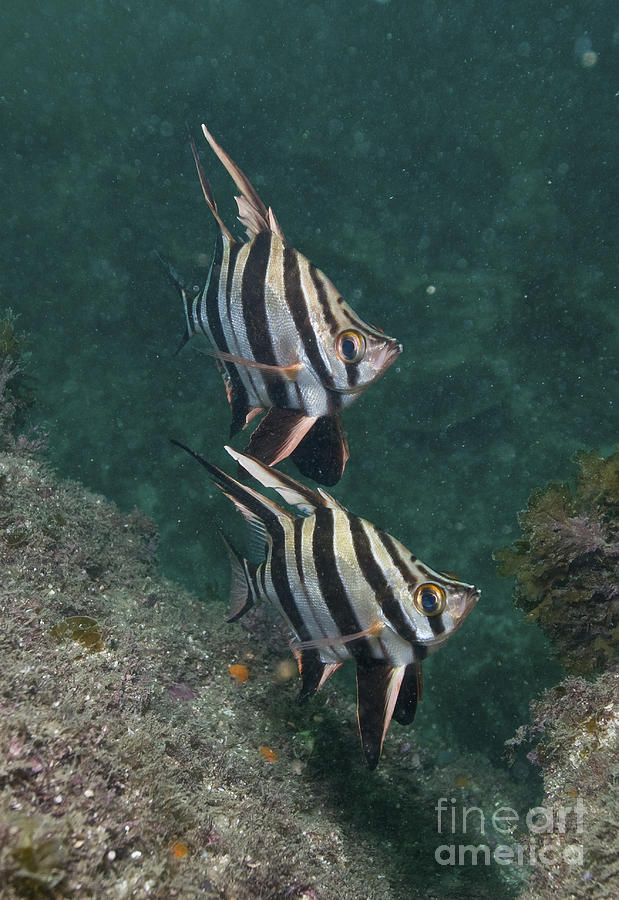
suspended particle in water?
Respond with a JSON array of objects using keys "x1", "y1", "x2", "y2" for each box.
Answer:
[{"x1": 574, "y1": 34, "x2": 598, "y2": 68}]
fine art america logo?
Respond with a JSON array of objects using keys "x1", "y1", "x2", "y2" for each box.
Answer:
[{"x1": 434, "y1": 797, "x2": 584, "y2": 867}]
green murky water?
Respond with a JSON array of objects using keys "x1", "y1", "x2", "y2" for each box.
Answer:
[{"x1": 2, "y1": 1, "x2": 616, "y2": 895}]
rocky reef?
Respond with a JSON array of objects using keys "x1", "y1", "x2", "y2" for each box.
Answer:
[
  {"x1": 0, "y1": 317, "x2": 534, "y2": 899},
  {"x1": 4, "y1": 307, "x2": 615, "y2": 899},
  {"x1": 507, "y1": 671, "x2": 618, "y2": 900},
  {"x1": 498, "y1": 449, "x2": 618, "y2": 899}
]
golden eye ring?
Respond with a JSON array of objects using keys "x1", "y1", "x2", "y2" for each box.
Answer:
[
  {"x1": 335, "y1": 329, "x2": 366, "y2": 364},
  {"x1": 413, "y1": 583, "x2": 446, "y2": 617}
]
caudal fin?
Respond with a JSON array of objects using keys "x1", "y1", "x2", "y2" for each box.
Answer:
[
  {"x1": 221, "y1": 534, "x2": 257, "y2": 622},
  {"x1": 155, "y1": 252, "x2": 196, "y2": 354}
]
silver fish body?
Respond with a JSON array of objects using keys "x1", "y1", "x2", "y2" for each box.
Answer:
[
  {"x1": 170, "y1": 126, "x2": 401, "y2": 485},
  {"x1": 173, "y1": 441, "x2": 480, "y2": 769}
]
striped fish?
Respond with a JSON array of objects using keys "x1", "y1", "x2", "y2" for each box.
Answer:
[
  {"x1": 168, "y1": 125, "x2": 402, "y2": 486},
  {"x1": 173, "y1": 441, "x2": 480, "y2": 770}
]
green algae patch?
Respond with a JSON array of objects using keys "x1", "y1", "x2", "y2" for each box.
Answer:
[
  {"x1": 49, "y1": 616, "x2": 106, "y2": 654},
  {"x1": 7, "y1": 812, "x2": 69, "y2": 899}
]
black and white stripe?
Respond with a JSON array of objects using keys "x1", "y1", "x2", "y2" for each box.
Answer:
[
  {"x1": 249, "y1": 502, "x2": 449, "y2": 666},
  {"x1": 175, "y1": 442, "x2": 471, "y2": 669},
  {"x1": 182, "y1": 223, "x2": 398, "y2": 421},
  {"x1": 174, "y1": 443, "x2": 479, "y2": 769}
]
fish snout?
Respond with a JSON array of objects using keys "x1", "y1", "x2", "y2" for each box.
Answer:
[
  {"x1": 373, "y1": 339, "x2": 402, "y2": 373},
  {"x1": 464, "y1": 587, "x2": 481, "y2": 616}
]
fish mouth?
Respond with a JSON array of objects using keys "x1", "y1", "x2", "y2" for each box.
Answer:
[
  {"x1": 421, "y1": 586, "x2": 480, "y2": 649},
  {"x1": 373, "y1": 340, "x2": 402, "y2": 374},
  {"x1": 457, "y1": 587, "x2": 481, "y2": 622},
  {"x1": 436, "y1": 587, "x2": 479, "y2": 634}
]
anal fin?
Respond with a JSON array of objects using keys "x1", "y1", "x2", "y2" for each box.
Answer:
[
  {"x1": 290, "y1": 414, "x2": 349, "y2": 486},
  {"x1": 244, "y1": 408, "x2": 317, "y2": 468},
  {"x1": 392, "y1": 661, "x2": 423, "y2": 725},
  {"x1": 355, "y1": 660, "x2": 406, "y2": 770}
]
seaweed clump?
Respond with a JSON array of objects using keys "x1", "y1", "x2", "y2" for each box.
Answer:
[
  {"x1": 496, "y1": 448, "x2": 619, "y2": 674},
  {"x1": 0, "y1": 309, "x2": 43, "y2": 456},
  {"x1": 500, "y1": 450, "x2": 619, "y2": 898}
]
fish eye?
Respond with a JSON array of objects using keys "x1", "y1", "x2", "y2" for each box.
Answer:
[
  {"x1": 335, "y1": 330, "x2": 366, "y2": 364},
  {"x1": 413, "y1": 583, "x2": 446, "y2": 617}
]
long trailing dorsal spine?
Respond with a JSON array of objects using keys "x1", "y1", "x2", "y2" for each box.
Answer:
[
  {"x1": 187, "y1": 123, "x2": 285, "y2": 241},
  {"x1": 224, "y1": 445, "x2": 342, "y2": 514},
  {"x1": 186, "y1": 126, "x2": 234, "y2": 242},
  {"x1": 200, "y1": 125, "x2": 285, "y2": 241}
]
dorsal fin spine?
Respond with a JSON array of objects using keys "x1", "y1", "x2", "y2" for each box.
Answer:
[
  {"x1": 170, "y1": 441, "x2": 291, "y2": 530},
  {"x1": 224, "y1": 445, "x2": 331, "y2": 513}
]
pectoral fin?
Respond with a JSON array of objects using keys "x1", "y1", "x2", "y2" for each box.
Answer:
[
  {"x1": 291, "y1": 621, "x2": 383, "y2": 652},
  {"x1": 198, "y1": 345, "x2": 303, "y2": 381},
  {"x1": 355, "y1": 661, "x2": 406, "y2": 770}
]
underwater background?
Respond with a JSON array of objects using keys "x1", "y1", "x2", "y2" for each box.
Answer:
[{"x1": 1, "y1": 0, "x2": 617, "y2": 897}]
